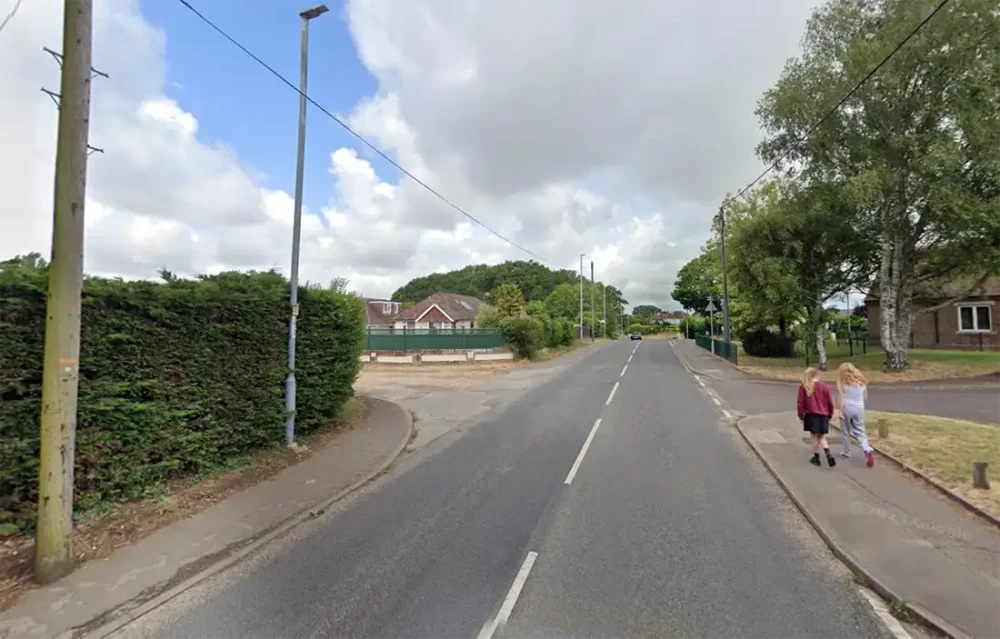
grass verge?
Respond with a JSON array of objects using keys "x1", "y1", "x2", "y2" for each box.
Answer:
[
  {"x1": 865, "y1": 411, "x2": 999, "y2": 520},
  {"x1": 534, "y1": 337, "x2": 613, "y2": 361},
  {"x1": 739, "y1": 348, "x2": 1000, "y2": 383},
  {"x1": 0, "y1": 397, "x2": 367, "y2": 612}
]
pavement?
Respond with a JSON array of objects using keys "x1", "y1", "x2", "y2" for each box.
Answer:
[
  {"x1": 100, "y1": 339, "x2": 895, "y2": 638},
  {"x1": 736, "y1": 412, "x2": 1000, "y2": 639},
  {"x1": 672, "y1": 339, "x2": 1000, "y2": 424},
  {"x1": 0, "y1": 397, "x2": 413, "y2": 639}
]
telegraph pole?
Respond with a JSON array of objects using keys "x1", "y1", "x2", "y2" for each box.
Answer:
[
  {"x1": 718, "y1": 206, "x2": 732, "y2": 344},
  {"x1": 602, "y1": 283, "x2": 607, "y2": 338},
  {"x1": 578, "y1": 254, "x2": 585, "y2": 340},
  {"x1": 35, "y1": 0, "x2": 95, "y2": 585},
  {"x1": 590, "y1": 261, "x2": 596, "y2": 342}
]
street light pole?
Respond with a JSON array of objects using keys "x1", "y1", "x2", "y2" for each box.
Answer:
[
  {"x1": 718, "y1": 206, "x2": 732, "y2": 345},
  {"x1": 579, "y1": 253, "x2": 585, "y2": 341},
  {"x1": 285, "y1": 4, "x2": 328, "y2": 448}
]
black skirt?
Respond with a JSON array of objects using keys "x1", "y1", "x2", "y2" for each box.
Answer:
[{"x1": 803, "y1": 413, "x2": 830, "y2": 435}]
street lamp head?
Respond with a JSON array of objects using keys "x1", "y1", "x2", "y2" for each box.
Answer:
[{"x1": 300, "y1": 5, "x2": 329, "y2": 20}]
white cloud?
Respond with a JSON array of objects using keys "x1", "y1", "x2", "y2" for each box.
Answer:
[{"x1": 1, "y1": 0, "x2": 817, "y2": 308}]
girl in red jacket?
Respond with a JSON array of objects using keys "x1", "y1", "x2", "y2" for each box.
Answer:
[{"x1": 798, "y1": 367, "x2": 836, "y2": 467}]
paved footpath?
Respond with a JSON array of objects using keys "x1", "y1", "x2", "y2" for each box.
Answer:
[
  {"x1": 671, "y1": 339, "x2": 1000, "y2": 638},
  {"x1": 0, "y1": 397, "x2": 413, "y2": 639},
  {"x1": 738, "y1": 413, "x2": 1000, "y2": 639}
]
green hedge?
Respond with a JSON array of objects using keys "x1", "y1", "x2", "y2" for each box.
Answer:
[{"x1": 0, "y1": 259, "x2": 364, "y2": 529}]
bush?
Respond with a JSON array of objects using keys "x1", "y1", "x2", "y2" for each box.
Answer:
[
  {"x1": 741, "y1": 329, "x2": 796, "y2": 358},
  {"x1": 500, "y1": 317, "x2": 543, "y2": 359},
  {"x1": 476, "y1": 303, "x2": 502, "y2": 328},
  {"x1": 0, "y1": 260, "x2": 364, "y2": 529}
]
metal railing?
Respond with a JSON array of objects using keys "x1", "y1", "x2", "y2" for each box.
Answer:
[{"x1": 695, "y1": 335, "x2": 739, "y2": 365}]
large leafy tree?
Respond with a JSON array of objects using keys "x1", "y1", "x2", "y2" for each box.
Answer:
[
  {"x1": 756, "y1": 0, "x2": 1000, "y2": 370},
  {"x1": 671, "y1": 252, "x2": 721, "y2": 314},
  {"x1": 726, "y1": 179, "x2": 877, "y2": 367},
  {"x1": 630, "y1": 305, "x2": 661, "y2": 323}
]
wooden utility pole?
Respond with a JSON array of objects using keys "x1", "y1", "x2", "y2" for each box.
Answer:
[{"x1": 35, "y1": 0, "x2": 94, "y2": 585}]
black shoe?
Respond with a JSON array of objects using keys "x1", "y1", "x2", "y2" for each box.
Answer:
[
  {"x1": 827, "y1": 455, "x2": 836, "y2": 467},
  {"x1": 810, "y1": 456, "x2": 821, "y2": 466}
]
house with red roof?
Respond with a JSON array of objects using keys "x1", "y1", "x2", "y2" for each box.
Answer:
[{"x1": 392, "y1": 292, "x2": 482, "y2": 330}]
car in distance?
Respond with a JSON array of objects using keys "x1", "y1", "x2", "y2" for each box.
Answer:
[{"x1": 629, "y1": 332, "x2": 642, "y2": 340}]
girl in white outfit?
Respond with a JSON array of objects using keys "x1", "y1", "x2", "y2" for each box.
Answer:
[{"x1": 837, "y1": 362, "x2": 874, "y2": 467}]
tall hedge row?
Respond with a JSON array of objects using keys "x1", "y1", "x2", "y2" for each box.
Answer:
[{"x1": 0, "y1": 259, "x2": 364, "y2": 528}]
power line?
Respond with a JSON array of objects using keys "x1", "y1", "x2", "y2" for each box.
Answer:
[
  {"x1": 0, "y1": 0, "x2": 24, "y2": 37},
  {"x1": 732, "y1": 0, "x2": 951, "y2": 201},
  {"x1": 174, "y1": 0, "x2": 553, "y2": 265}
]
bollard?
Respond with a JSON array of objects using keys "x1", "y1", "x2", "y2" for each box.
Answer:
[
  {"x1": 877, "y1": 418, "x2": 888, "y2": 439},
  {"x1": 972, "y1": 461, "x2": 990, "y2": 490}
]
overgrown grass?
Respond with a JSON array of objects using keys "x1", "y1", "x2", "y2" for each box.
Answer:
[
  {"x1": 534, "y1": 337, "x2": 609, "y2": 361},
  {"x1": 866, "y1": 411, "x2": 1000, "y2": 519}
]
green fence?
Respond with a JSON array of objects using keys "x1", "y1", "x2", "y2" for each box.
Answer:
[
  {"x1": 695, "y1": 334, "x2": 739, "y2": 365},
  {"x1": 366, "y1": 327, "x2": 506, "y2": 351}
]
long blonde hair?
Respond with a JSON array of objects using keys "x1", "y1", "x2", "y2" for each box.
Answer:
[
  {"x1": 802, "y1": 367, "x2": 819, "y2": 396},
  {"x1": 838, "y1": 362, "x2": 867, "y2": 386}
]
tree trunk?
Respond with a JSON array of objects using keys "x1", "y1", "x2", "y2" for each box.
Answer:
[
  {"x1": 778, "y1": 315, "x2": 787, "y2": 337},
  {"x1": 813, "y1": 303, "x2": 828, "y2": 371},
  {"x1": 878, "y1": 228, "x2": 913, "y2": 372}
]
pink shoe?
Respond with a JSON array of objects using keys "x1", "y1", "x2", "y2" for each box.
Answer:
[{"x1": 866, "y1": 450, "x2": 875, "y2": 468}]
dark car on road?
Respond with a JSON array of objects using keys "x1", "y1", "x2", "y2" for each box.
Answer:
[{"x1": 630, "y1": 332, "x2": 642, "y2": 340}]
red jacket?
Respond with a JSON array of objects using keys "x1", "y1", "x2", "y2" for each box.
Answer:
[{"x1": 798, "y1": 381, "x2": 834, "y2": 421}]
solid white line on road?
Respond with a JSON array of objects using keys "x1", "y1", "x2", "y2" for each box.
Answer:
[
  {"x1": 620, "y1": 364, "x2": 628, "y2": 377},
  {"x1": 564, "y1": 418, "x2": 602, "y2": 485},
  {"x1": 606, "y1": 382, "x2": 620, "y2": 405},
  {"x1": 477, "y1": 552, "x2": 539, "y2": 639},
  {"x1": 859, "y1": 588, "x2": 912, "y2": 639}
]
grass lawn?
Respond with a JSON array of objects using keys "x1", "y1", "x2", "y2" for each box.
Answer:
[
  {"x1": 738, "y1": 343, "x2": 1000, "y2": 383},
  {"x1": 864, "y1": 412, "x2": 1000, "y2": 520}
]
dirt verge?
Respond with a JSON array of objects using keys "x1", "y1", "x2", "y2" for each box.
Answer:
[{"x1": 0, "y1": 398, "x2": 367, "y2": 612}]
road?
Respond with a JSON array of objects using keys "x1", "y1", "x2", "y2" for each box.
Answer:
[{"x1": 112, "y1": 340, "x2": 890, "y2": 638}]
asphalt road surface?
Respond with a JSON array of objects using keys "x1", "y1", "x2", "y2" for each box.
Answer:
[{"x1": 114, "y1": 340, "x2": 890, "y2": 638}]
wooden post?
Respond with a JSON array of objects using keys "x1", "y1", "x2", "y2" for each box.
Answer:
[
  {"x1": 972, "y1": 462, "x2": 989, "y2": 490},
  {"x1": 35, "y1": 0, "x2": 95, "y2": 585},
  {"x1": 877, "y1": 418, "x2": 888, "y2": 439}
]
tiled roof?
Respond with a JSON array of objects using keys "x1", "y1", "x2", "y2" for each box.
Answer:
[
  {"x1": 865, "y1": 276, "x2": 1000, "y2": 302},
  {"x1": 397, "y1": 292, "x2": 481, "y2": 322},
  {"x1": 364, "y1": 298, "x2": 402, "y2": 327}
]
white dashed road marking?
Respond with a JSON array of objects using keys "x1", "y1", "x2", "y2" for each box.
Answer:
[
  {"x1": 564, "y1": 418, "x2": 602, "y2": 485},
  {"x1": 477, "y1": 552, "x2": 539, "y2": 639},
  {"x1": 606, "y1": 382, "x2": 620, "y2": 406},
  {"x1": 620, "y1": 364, "x2": 628, "y2": 377}
]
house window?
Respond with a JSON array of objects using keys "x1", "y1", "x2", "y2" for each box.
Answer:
[
  {"x1": 958, "y1": 304, "x2": 992, "y2": 332},
  {"x1": 383, "y1": 303, "x2": 392, "y2": 314}
]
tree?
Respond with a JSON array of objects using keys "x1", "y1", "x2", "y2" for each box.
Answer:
[
  {"x1": 725, "y1": 179, "x2": 876, "y2": 368},
  {"x1": 525, "y1": 300, "x2": 546, "y2": 316},
  {"x1": 756, "y1": 0, "x2": 1000, "y2": 370},
  {"x1": 671, "y1": 252, "x2": 721, "y2": 315},
  {"x1": 493, "y1": 283, "x2": 526, "y2": 318},
  {"x1": 392, "y1": 260, "x2": 578, "y2": 304},
  {"x1": 631, "y1": 305, "x2": 661, "y2": 323}
]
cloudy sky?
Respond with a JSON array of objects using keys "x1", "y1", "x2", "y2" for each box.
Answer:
[{"x1": 0, "y1": 0, "x2": 818, "y2": 308}]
